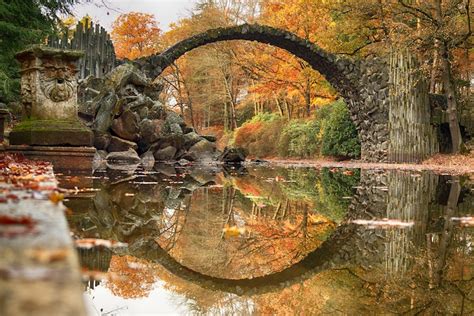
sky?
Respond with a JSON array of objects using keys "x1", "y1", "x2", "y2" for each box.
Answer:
[{"x1": 73, "y1": 0, "x2": 198, "y2": 31}]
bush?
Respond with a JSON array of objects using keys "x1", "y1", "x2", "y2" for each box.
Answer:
[
  {"x1": 234, "y1": 113, "x2": 283, "y2": 157},
  {"x1": 232, "y1": 100, "x2": 361, "y2": 159},
  {"x1": 278, "y1": 120, "x2": 321, "y2": 158},
  {"x1": 320, "y1": 99, "x2": 361, "y2": 159}
]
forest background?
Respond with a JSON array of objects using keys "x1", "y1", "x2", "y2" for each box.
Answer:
[{"x1": 0, "y1": 0, "x2": 471, "y2": 159}]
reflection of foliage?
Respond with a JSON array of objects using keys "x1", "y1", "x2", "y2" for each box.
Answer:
[
  {"x1": 317, "y1": 168, "x2": 361, "y2": 222},
  {"x1": 106, "y1": 255, "x2": 156, "y2": 299}
]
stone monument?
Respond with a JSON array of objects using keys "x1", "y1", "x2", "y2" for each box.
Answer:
[{"x1": 8, "y1": 45, "x2": 95, "y2": 171}]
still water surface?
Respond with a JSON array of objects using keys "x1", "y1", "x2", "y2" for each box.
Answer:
[{"x1": 61, "y1": 164, "x2": 474, "y2": 315}]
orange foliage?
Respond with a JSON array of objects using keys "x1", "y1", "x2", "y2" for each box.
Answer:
[
  {"x1": 234, "y1": 121, "x2": 263, "y2": 149},
  {"x1": 106, "y1": 255, "x2": 155, "y2": 299},
  {"x1": 111, "y1": 12, "x2": 161, "y2": 60}
]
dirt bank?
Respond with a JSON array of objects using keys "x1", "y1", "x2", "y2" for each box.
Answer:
[{"x1": 266, "y1": 153, "x2": 474, "y2": 175}]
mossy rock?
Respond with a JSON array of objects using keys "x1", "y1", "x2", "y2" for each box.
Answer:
[{"x1": 10, "y1": 119, "x2": 93, "y2": 146}]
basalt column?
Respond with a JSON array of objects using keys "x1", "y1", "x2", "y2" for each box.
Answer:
[
  {"x1": 8, "y1": 45, "x2": 95, "y2": 170},
  {"x1": 388, "y1": 50, "x2": 439, "y2": 162}
]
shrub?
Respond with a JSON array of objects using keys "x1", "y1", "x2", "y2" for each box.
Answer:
[
  {"x1": 320, "y1": 99, "x2": 361, "y2": 159},
  {"x1": 278, "y1": 120, "x2": 321, "y2": 158},
  {"x1": 234, "y1": 114, "x2": 283, "y2": 157}
]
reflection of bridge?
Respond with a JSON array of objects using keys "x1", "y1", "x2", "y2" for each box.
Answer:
[
  {"x1": 136, "y1": 24, "x2": 439, "y2": 163},
  {"x1": 73, "y1": 169, "x2": 467, "y2": 295}
]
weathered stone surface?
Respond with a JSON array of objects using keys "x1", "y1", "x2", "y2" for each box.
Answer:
[
  {"x1": 92, "y1": 92, "x2": 118, "y2": 132},
  {"x1": 106, "y1": 148, "x2": 140, "y2": 164},
  {"x1": 188, "y1": 139, "x2": 216, "y2": 161},
  {"x1": 183, "y1": 132, "x2": 202, "y2": 149},
  {"x1": 165, "y1": 111, "x2": 185, "y2": 127},
  {"x1": 93, "y1": 130, "x2": 111, "y2": 150},
  {"x1": 107, "y1": 136, "x2": 138, "y2": 152},
  {"x1": 15, "y1": 45, "x2": 83, "y2": 120},
  {"x1": 169, "y1": 123, "x2": 183, "y2": 135},
  {"x1": 139, "y1": 119, "x2": 165, "y2": 145},
  {"x1": 9, "y1": 120, "x2": 93, "y2": 146},
  {"x1": 153, "y1": 134, "x2": 185, "y2": 152},
  {"x1": 154, "y1": 146, "x2": 177, "y2": 161},
  {"x1": 105, "y1": 63, "x2": 150, "y2": 92},
  {"x1": 111, "y1": 110, "x2": 139, "y2": 141}
]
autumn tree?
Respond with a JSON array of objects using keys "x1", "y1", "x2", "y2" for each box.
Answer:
[
  {"x1": 329, "y1": 0, "x2": 471, "y2": 153},
  {"x1": 111, "y1": 12, "x2": 162, "y2": 60}
]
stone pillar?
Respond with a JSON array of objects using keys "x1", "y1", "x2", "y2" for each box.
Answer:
[
  {"x1": 9, "y1": 45, "x2": 93, "y2": 146},
  {"x1": 388, "y1": 50, "x2": 439, "y2": 162}
]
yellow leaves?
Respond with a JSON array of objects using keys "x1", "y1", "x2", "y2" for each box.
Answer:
[
  {"x1": 308, "y1": 213, "x2": 329, "y2": 225},
  {"x1": 48, "y1": 191, "x2": 64, "y2": 204},
  {"x1": 222, "y1": 225, "x2": 246, "y2": 238}
]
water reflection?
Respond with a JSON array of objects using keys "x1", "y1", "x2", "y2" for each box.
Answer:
[{"x1": 61, "y1": 165, "x2": 473, "y2": 315}]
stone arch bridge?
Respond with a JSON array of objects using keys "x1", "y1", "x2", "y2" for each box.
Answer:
[{"x1": 136, "y1": 24, "x2": 438, "y2": 163}]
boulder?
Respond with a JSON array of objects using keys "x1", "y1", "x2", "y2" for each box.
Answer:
[
  {"x1": 78, "y1": 76, "x2": 105, "y2": 113},
  {"x1": 169, "y1": 123, "x2": 183, "y2": 135},
  {"x1": 105, "y1": 64, "x2": 150, "y2": 92},
  {"x1": 152, "y1": 134, "x2": 185, "y2": 152},
  {"x1": 108, "y1": 136, "x2": 138, "y2": 152},
  {"x1": 139, "y1": 119, "x2": 165, "y2": 145},
  {"x1": 154, "y1": 146, "x2": 177, "y2": 161},
  {"x1": 111, "y1": 109, "x2": 139, "y2": 141},
  {"x1": 219, "y1": 147, "x2": 246, "y2": 164},
  {"x1": 93, "y1": 130, "x2": 111, "y2": 151},
  {"x1": 106, "y1": 148, "x2": 140, "y2": 164},
  {"x1": 183, "y1": 132, "x2": 202, "y2": 149},
  {"x1": 188, "y1": 139, "x2": 216, "y2": 161},
  {"x1": 92, "y1": 91, "x2": 118, "y2": 132},
  {"x1": 165, "y1": 111, "x2": 185, "y2": 127},
  {"x1": 148, "y1": 102, "x2": 166, "y2": 120},
  {"x1": 138, "y1": 107, "x2": 149, "y2": 120}
]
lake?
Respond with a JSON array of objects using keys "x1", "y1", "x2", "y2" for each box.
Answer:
[{"x1": 60, "y1": 163, "x2": 474, "y2": 315}]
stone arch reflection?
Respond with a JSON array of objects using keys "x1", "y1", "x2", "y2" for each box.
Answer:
[{"x1": 65, "y1": 165, "x2": 473, "y2": 314}]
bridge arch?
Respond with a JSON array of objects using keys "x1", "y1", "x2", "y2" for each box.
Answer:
[{"x1": 136, "y1": 24, "x2": 390, "y2": 162}]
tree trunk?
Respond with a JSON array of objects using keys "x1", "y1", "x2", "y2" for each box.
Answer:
[
  {"x1": 304, "y1": 77, "x2": 311, "y2": 117},
  {"x1": 274, "y1": 93, "x2": 284, "y2": 117},
  {"x1": 439, "y1": 41, "x2": 463, "y2": 153},
  {"x1": 284, "y1": 98, "x2": 292, "y2": 120},
  {"x1": 433, "y1": 0, "x2": 463, "y2": 153}
]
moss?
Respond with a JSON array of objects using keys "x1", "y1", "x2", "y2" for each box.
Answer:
[
  {"x1": 16, "y1": 44, "x2": 84, "y2": 62},
  {"x1": 13, "y1": 119, "x2": 90, "y2": 132}
]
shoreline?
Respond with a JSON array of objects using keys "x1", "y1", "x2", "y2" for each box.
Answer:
[{"x1": 264, "y1": 155, "x2": 474, "y2": 175}]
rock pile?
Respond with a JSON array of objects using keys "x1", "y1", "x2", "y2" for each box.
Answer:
[{"x1": 78, "y1": 64, "x2": 218, "y2": 165}]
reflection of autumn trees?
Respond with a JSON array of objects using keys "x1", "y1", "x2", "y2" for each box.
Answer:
[
  {"x1": 106, "y1": 255, "x2": 156, "y2": 299},
  {"x1": 160, "y1": 179, "x2": 336, "y2": 279}
]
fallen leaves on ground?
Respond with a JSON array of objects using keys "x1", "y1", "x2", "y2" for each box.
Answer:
[{"x1": 0, "y1": 214, "x2": 37, "y2": 237}]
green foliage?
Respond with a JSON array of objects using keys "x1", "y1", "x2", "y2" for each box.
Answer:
[
  {"x1": 278, "y1": 120, "x2": 321, "y2": 158},
  {"x1": 320, "y1": 99, "x2": 361, "y2": 159},
  {"x1": 0, "y1": 0, "x2": 79, "y2": 103},
  {"x1": 318, "y1": 168, "x2": 361, "y2": 220},
  {"x1": 231, "y1": 100, "x2": 361, "y2": 159},
  {"x1": 249, "y1": 112, "x2": 280, "y2": 123}
]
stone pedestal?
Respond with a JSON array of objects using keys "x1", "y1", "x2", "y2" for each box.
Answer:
[{"x1": 8, "y1": 45, "x2": 95, "y2": 170}]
